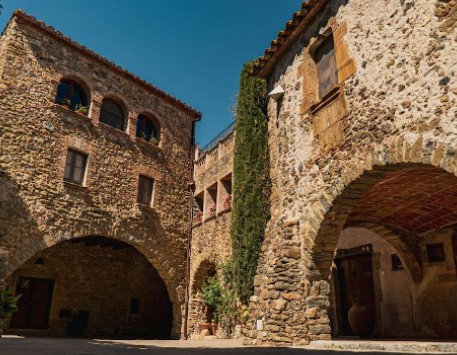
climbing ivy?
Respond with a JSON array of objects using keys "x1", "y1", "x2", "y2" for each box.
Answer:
[{"x1": 231, "y1": 61, "x2": 270, "y2": 304}]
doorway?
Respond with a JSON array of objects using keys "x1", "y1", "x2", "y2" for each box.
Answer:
[
  {"x1": 334, "y1": 244, "x2": 376, "y2": 336},
  {"x1": 10, "y1": 276, "x2": 55, "y2": 329}
]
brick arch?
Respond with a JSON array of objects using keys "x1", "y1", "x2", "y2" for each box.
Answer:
[{"x1": 55, "y1": 74, "x2": 92, "y2": 107}]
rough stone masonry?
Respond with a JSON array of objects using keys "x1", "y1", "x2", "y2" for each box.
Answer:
[
  {"x1": 248, "y1": 0, "x2": 457, "y2": 346},
  {"x1": 0, "y1": 11, "x2": 200, "y2": 338}
]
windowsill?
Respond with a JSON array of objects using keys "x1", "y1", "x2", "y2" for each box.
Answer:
[
  {"x1": 135, "y1": 137, "x2": 162, "y2": 151},
  {"x1": 54, "y1": 104, "x2": 92, "y2": 122},
  {"x1": 63, "y1": 181, "x2": 88, "y2": 191},
  {"x1": 204, "y1": 214, "x2": 217, "y2": 222},
  {"x1": 98, "y1": 122, "x2": 130, "y2": 137},
  {"x1": 217, "y1": 206, "x2": 232, "y2": 216},
  {"x1": 193, "y1": 220, "x2": 203, "y2": 227},
  {"x1": 309, "y1": 86, "x2": 340, "y2": 115}
]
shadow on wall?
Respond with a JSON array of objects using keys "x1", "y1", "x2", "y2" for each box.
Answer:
[{"x1": 0, "y1": 171, "x2": 46, "y2": 281}]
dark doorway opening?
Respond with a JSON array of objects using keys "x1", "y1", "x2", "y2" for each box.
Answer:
[
  {"x1": 334, "y1": 244, "x2": 376, "y2": 336},
  {"x1": 10, "y1": 276, "x2": 55, "y2": 329}
]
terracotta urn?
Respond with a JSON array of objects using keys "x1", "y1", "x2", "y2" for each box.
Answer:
[
  {"x1": 198, "y1": 322, "x2": 211, "y2": 336},
  {"x1": 347, "y1": 301, "x2": 374, "y2": 338}
]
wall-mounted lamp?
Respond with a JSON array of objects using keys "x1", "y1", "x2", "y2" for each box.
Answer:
[{"x1": 268, "y1": 85, "x2": 284, "y2": 101}]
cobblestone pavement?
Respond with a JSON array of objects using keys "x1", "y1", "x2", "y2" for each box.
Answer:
[{"x1": 0, "y1": 336, "x2": 454, "y2": 354}]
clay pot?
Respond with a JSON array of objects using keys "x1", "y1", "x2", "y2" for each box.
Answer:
[
  {"x1": 198, "y1": 322, "x2": 211, "y2": 336},
  {"x1": 348, "y1": 301, "x2": 374, "y2": 338},
  {"x1": 211, "y1": 322, "x2": 217, "y2": 336}
]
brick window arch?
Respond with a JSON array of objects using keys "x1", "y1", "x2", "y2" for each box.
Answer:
[
  {"x1": 55, "y1": 79, "x2": 89, "y2": 114},
  {"x1": 136, "y1": 114, "x2": 160, "y2": 145},
  {"x1": 99, "y1": 98, "x2": 125, "y2": 131}
]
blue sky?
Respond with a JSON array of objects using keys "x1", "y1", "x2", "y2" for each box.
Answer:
[{"x1": 0, "y1": 0, "x2": 303, "y2": 146}]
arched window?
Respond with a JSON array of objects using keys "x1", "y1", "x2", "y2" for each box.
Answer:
[
  {"x1": 99, "y1": 98, "x2": 125, "y2": 131},
  {"x1": 55, "y1": 79, "x2": 88, "y2": 114},
  {"x1": 136, "y1": 114, "x2": 159, "y2": 144}
]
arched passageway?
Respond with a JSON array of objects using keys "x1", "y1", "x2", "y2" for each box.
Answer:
[
  {"x1": 4, "y1": 236, "x2": 173, "y2": 339},
  {"x1": 312, "y1": 164, "x2": 457, "y2": 339}
]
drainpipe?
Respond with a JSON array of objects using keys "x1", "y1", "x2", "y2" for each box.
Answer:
[{"x1": 183, "y1": 115, "x2": 199, "y2": 339}]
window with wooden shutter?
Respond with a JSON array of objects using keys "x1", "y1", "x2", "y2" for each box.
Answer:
[
  {"x1": 64, "y1": 149, "x2": 88, "y2": 185},
  {"x1": 316, "y1": 35, "x2": 338, "y2": 99},
  {"x1": 137, "y1": 175, "x2": 154, "y2": 206}
]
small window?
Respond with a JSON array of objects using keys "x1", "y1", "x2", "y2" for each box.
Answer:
[
  {"x1": 137, "y1": 175, "x2": 154, "y2": 206},
  {"x1": 99, "y1": 98, "x2": 125, "y2": 131},
  {"x1": 427, "y1": 243, "x2": 445, "y2": 263},
  {"x1": 130, "y1": 298, "x2": 140, "y2": 314},
  {"x1": 55, "y1": 79, "x2": 88, "y2": 113},
  {"x1": 136, "y1": 114, "x2": 159, "y2": 145},
  {"x1": 64, "y1": 149, "x2": 88, "y2": 185},
  {"x1": 315, "y1": 35, "x2": 338, "y2": 98},
  {"x1": 391, "y1": 254, "x2": 404, "y2": 271}
]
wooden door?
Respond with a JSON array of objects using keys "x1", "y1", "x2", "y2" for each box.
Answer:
[
  {"x1": 10, "y1": 276, "x2": 55, "y2": 329},
  {"x1": 335, "y1": 245, "x2": 376, "y2": 336}
]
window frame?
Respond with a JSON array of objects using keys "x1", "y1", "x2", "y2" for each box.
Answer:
[
  {"x1": 137, "y1": 175, "x2": 155, "y2": 206},
  {"x1": 55, "y1": 79, "x2": 88, "y2": 113},
  {"x1": 426, "y1": 242, "x2": 446, "y2": 263},
  {"x1": 64, "y1": 148, "x2": 88, "y2": 185},
  {"x1": 315, "y1": 34, "x2": 339, "y2": 99},
  {"x1": 99, "y1": 98, "x2": 126, "y2": 131},
  {"x1": 136, "y1": 114, "x2": 159, "y2": 144}
]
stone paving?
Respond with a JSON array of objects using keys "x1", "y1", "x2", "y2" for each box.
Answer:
[{"x1": 0, "y1": 336, "x2": 456, "y2": 355}]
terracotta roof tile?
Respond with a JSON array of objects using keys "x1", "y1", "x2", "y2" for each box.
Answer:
[
  {"x1": 11, "y1": 10, "x2": 201, "y2": 119},
  {"x1": 252, "y1": 0, "x2": 329, "y2": 78}
]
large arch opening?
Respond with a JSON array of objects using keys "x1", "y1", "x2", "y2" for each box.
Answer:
[
  {"x1": 4, "y1": 236, "x2": 173, "y2": 339},
  {"x1": 312, "y1": 164, "x2": 457, "y2": 340}
]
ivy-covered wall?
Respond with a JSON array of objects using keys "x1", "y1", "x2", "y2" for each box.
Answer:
[{"x1": 231, "y1": 62, "x2": 271, "y2": 304}]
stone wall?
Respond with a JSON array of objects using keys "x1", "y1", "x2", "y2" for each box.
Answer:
[
  {"x1": 0, "y1": 11, "x2": 199, "y2": 338},
  {"x1": 188, "y1": 132, "x2": 234, "y2": 337},
  {"x1": 249, "y1": 0, "x2": 457, "y2": 345}
]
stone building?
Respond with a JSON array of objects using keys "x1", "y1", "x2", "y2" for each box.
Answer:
[
  {"x1": 247, "y1": 0, "x2": 457, "y2": 346},
  {"x1": 0, "y1": 10, "x2": 200, "y2": 338},
  {"x1": 187, "y1": 125, "x2": 234, "y2": 338},
  {"x1": 1, "y1": 0, "x2": 457, "y2": 346}
]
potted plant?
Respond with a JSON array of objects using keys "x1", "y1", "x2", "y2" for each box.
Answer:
[
  {"x1": 201, "y1": 275, "x2": 221, "y2": 336},
  {"x1": 209, "y1": 204, "x2": 216, "y2": 216},
  {"x1": 223, "y1": 194, "x2": 232, "y2": 209},
  {"x1": 194, "y1": 211, "x2": 203, "y2": 224},
  {"x1": 74, "y1": 104, "x2": 87, "y2": 115},
  {"x1": 0, "y1": 287, "x2": 20, "y2": 337},
  {"x1": 58, "y1": 97, "x2": 72, "y2": 109},
  {"x1": 148, "y1": 136, "x2": 159, "y2": 146}
]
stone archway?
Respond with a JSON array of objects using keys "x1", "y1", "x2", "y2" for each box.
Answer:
[
  {"x1": 0, "y1": 169, "x2": 184, "y2": 339},
  {"x1": 4, "y1": 236, "x2": 173, "y2": 339},
  {"x1": 187, "y1": 260, "x2": 216, "y2": 338},
  {"x1": 310, "y1": 163, "x2": 457, "y2": 339}
]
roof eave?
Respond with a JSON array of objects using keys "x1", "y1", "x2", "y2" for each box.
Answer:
[
  {"x1": 252, "y1": 0, "x2": 329, "y2": 79},
  {"x1": 11, "y1": 10, "x2": 202, "y2": 120}
]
